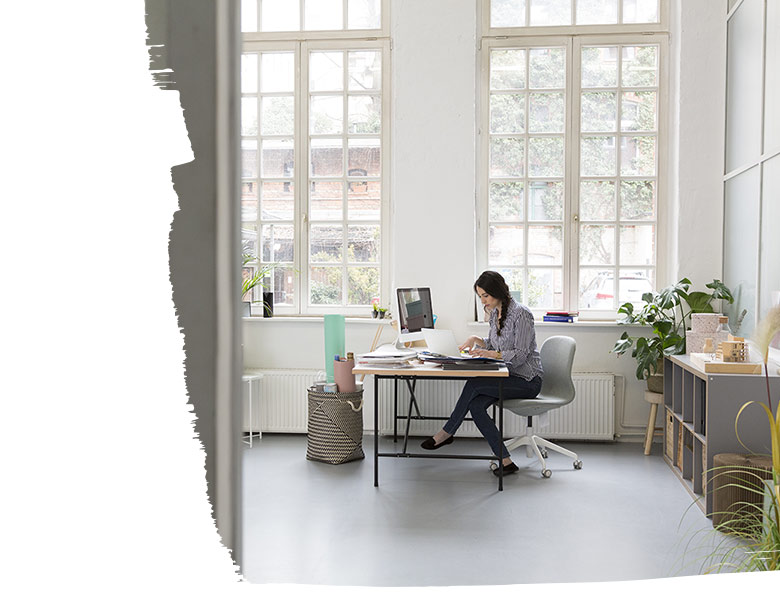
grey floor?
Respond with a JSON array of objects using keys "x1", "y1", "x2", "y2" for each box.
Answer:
[{"x1": 240, "y1": 434, "x2": 737, "y2": 586}]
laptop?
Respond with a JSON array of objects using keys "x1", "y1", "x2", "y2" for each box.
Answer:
[{"x1": 421, "y1": 328, "x2": 464, "y2": 357}]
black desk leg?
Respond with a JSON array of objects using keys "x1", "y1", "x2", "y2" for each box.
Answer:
[
  {"x1": 498, "y1": 379, "x2": 504, "y2": 491},
  {"x1": 393, "y1": 378, "x2": 398, "y2": 442},
  {"x1": 374, "y1": 374, "x2": 379, "y2": 487}
]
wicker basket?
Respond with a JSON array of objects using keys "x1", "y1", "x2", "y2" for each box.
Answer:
[{"x1": 306, "y1": 388, "x2": 365, "y2": 464}]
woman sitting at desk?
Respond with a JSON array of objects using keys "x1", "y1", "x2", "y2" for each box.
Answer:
[{"x1": 420, "y1": 270, "x2": 543, "y2": 476}]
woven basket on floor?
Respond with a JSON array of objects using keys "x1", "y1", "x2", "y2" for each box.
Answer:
[{"x1": 306, "y1": 388, "x2": 364, "y2": 464}]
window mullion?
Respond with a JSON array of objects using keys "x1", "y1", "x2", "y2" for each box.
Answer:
[
  {"x1": 298, "y1": 41, "x2": 309, "y2": 314},
  {"x1": 565, "y1": 36, "x2": 578, "y2": 313}
]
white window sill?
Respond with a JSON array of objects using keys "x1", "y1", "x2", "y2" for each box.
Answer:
[
  {"x1": 243, "y1": 316, "x2": 394, "y2": 325},
  {"x1": 467, "y1": 320, "x2": 650, "y2": 328}
]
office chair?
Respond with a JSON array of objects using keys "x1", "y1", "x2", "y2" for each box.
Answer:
[{"x1": 494, "y1": 335, "x2": 582, "y2": 478}]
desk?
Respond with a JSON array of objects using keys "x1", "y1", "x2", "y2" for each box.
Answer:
[
  {"x1": 242, "y1": 373, "x2": 264, "y2": 448},
  {"x1": 352, "y1": 363, "x2": 510, "y2": 491}
]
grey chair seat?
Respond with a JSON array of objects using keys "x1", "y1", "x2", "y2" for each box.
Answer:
[{"x1": 500, "y1": 335, "x2": 581, "y2": 478}]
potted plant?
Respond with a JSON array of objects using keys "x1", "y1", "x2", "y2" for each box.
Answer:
[
  {"x1": 371, "y1": 298, "x2": 379, "y2": 318},
  {"x1": 242, "y1": 254, "x2": 276, "y2": 317},
  {"x1": 611, "y1": 278, "x2": 734, "y2": 392},
  {"x1": 377, "y1": 307, "x2": 388, "y2": 319}
]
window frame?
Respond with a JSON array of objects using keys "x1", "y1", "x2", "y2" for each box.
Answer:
[
  {"x1": 477, "y1": 6, "x2": 668, "y2": 319},
  {"x1": 241, "y1": 34, "x2": 390, "y2": 316}
]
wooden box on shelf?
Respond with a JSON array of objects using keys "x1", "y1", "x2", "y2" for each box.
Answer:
[{"x1": 665, "y1": 409, "x2": 675, "y2": 460}]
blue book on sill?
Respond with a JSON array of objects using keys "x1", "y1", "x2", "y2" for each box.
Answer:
[{"x1": 543, "y1": 315, "x2": 574, "y2": 323}]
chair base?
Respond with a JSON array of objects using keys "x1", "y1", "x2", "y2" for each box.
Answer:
[{"x1": 504, "y1": 427, "x2": 582, "y2": 477}]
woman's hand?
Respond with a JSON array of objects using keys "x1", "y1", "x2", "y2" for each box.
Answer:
[
  {"x1": 458, "y1": 336, "x2": 484, "y2": 353},
  {"x1": 469, "y1": 348, "x2": 501, "y2": 359}
]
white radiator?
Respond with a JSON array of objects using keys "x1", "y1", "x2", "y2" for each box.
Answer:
[{"x1": 247, "y1": 369, "x2": 615, "y2": 440}]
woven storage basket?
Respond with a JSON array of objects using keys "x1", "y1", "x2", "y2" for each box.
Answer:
[
  {"x1": 306, "y1": 388, "x2": 365, "y2": 464},
  {"x1": 710, "y1": 453, "x2": 773, "y2": 532}
]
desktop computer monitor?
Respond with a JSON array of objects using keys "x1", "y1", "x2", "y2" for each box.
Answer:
[{"x1": 395, "y1": 287, "x2": 434, "y2": 344}]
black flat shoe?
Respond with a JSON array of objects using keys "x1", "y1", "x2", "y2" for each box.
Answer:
[
  {"x1": 420, "y1": 436, "x2": 454, "y2": 450},
  {"x1": 492, "y1": 461, "x2": 519, "y2": 476}
]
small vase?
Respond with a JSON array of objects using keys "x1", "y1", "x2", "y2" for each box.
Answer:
[{"x1": 262, "y1": 291, "x2": 274, "y2": 318}]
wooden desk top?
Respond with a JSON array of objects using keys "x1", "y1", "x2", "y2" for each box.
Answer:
[{"x1": 352, "y1": 363, "x2": 509, "y2": 378}]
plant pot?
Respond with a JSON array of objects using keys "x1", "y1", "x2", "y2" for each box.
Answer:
[
  {"x1": 242, "y1": 301, "x2": 251, "y2": 317},
  {"x1": 372, "y1": 309, "x2": 378, "y2": 318},
  {"x1": 378, "y1": 310, "x2": 387, "y2": 319},
  {"x1": 646, "y1": 358, "x2": 665, "y2": 393},
  {"x1": 262, "y1": 291, "x2": 274, "y2": 318}
]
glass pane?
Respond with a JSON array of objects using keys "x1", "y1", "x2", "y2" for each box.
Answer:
[
  {"x1": 621, "y1": 91, "x2": 656, "y2": 132},
  {"x1": 241, "y1": 222, "x2": 258, "y2": 258},
  {"x1": 310, "y1": 267, "x2": 343, "y2": 305},
  {"x1": 242, "y1": 139, "x2": 258, "y2": 178},
  {"x1": 581, "y1": 46, "x2": 618, "y2": 88},
  {"x1": 271, "y1": 265, "x2": 295, "y2": 306},
  {"x1": 528, "y1": 137, "x2": 564, "y2": 177},
  {"x1": 491, "y1": 0, "x2": 527, "y2": 27},
  {"x1": 765, "y1": 0, "x2": 780, "y2": 152},
  {"x1": 310, "y1": 181, "x2": 343, "y2": 220},
  {"x1": 489, "y1": 181, "x2": 524, "y2": 221},
  {"x1": 726, "y1": 0, "x2": 764, "y2": 172},
  {"x1": 310, "y1": 224, "x2": 343, "y2": 262},
  {"x1": 261, "y1": 181, "x2": 294, "y2": 220},
  {"x1": 348, "y1": 51, "x2": 381, "y2": 91},
  {"x1": 261, "y1": 224, "x2": 294, "y2": 262},
  {"x1": 527, "y1": 268, "x2": 563, "y2": 308},
  {"x1": 580, "y1": 180, "x2": 616, "y2": 220},
  {"x1": 580, "y1": 268, "x2": 615, "y2": 309},
  {"x1": 348, "y1": 138, "x2": 380, "y2": 177},
  {"x1": 528, "y1": 225, "x2": 562, "y2": 264},
  {"x1": 310, "y1": 52, "x2": 344, "y2": 92},
  {"x1": 621, "y1": 46, "x2": 658, "y2": 87},
  {"x1": 490, "y1": 49, "x2": 526, "y2": 90},
  {"x1": 581, "y1": 91, "x2": 617, "y2": 132},
  {"x1": 496, "y1": 268, "x2": 525, "y2": 302},
  {"x1": 491, "y1": 93, "x2": 526, "y2": 134},
  {"x1": 618, "y1": 268, "x2": 654, "y2": 305},
  {"x1": 620, "y1": 135, "x2": 656, "y2": 176},
  {"x1": 262, "y1": 0, "x2": 300, "y2": 31},
  {"x1": 348, "y1": 180, "x2": 380, "y2": 220},
  {"x1": 529, "y1": 47, "x2": 565, "y2": 89},
  {"x1": 528, "y1": 92, "x2": 564, "y2": 133},
  {"x1": 242, "y1": 181, "x2": 258, "y2": 222},
  {"x1": 622, "y1": 0, "x2": 658, "y2": 23},
  {"x1": 241, "y1": 183, "x2": 257, "y2": 223},
  {"x1": 723, "y1": 167, "x2": 760, "y2": 339},
  {"x1": 581, "y1": 136, "x2": 616, "y2": 176},
  {"x1": 489, "y1": 225, "x2": 524, "y2": 265},
  {"x1": 348, "y1": 224, "x2": 379, "y2": 262},
  {"x1": 305, "y1": 0, "x2": 343, "y2": 30},
  {"x1": 261, "y1": 139, "x2": 294, "y2": 177},
  {"x1": 348, "y1": 267, "x2": 379, "y2": 305},
  {"x1": 241, "y1": 97, "x2": 258, "y2": 136},
  {"x1": 620, "y1": 180, "x2": 655, "y2": 220},
  {"x1": 310, "y1": 95, "x2": 343, "y2": 135},
  {"x1": 241, "y1": 0, "x2": 257, "y2": 32},
  {"x1": 311, "y1": 138, "x2": 343, "y2": 177},
  {"x1": 348, "y1": 0, "x2": 381, "y2": 29},
  {"x1": 261, "y1": 96, "x2": 294, "y2": 135},
  {"x1": 241, "y1": 53, "x2": 258, "y2": 93},
  {"x1": 579, "y1": 224, "x2": 615, "y2": 265},
  {"x1": 348, "y1": 95, "x2": 380, "y2": 134},
  {"x1": 577, "y1": 0, "x2": 618, "y2": 24},
  {"x1": 619, "y1": 224, "x2": 655, "y2": 265},
  {"x1": 261, "y1": 53, "x2": 295, "y2": 93},
  {"x1": 528, "y1": 181, "x2": 563, "y2": 220},
  {"x1": 529, "y1": 0, "x2": 572, "y2": 26},
  {"x1": 490, "y1": 137, "x2": 525, "y2": 178}
]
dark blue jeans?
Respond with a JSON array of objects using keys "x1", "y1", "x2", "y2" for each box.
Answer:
[{"x1": 442, "y1": 375, "x2": 542, "y2": 459}]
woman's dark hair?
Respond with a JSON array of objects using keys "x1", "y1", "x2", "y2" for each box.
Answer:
[{"x1": 474, "y1": 271, "x2": 512, "y2": 335}]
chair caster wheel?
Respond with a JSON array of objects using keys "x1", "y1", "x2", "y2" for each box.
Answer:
[
  {"x1": 540, "y1": 448, "x2": 548, "y2": 459},
  {"x1": 542, "y1": 469, "x2": 552, "y2": 478},
  {"x1": 490, "y1": 462, "x2": 498, "y2": 472},
  {"x1": 573, "y1": 460, "x2": 583, "y2": 470}
]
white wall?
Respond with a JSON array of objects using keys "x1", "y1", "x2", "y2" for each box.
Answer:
[{"x1": 243, "y1": 0, "x2": 728, "y2": 440}]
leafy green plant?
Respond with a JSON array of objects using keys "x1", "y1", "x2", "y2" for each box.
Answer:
[
  {"x1": 242, "y1": 254, "x2": 277, "y2": 313},
  {"x1": 611, "y1": 278, "x2": 734, "y2": 380}
]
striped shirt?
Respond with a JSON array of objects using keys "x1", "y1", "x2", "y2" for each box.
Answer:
[{"x1": 482, "y1": 299, "x2": 543, "y2": 381}]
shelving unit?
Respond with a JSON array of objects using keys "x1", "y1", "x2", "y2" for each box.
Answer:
[{"x1": 663, "y1": 354, "x2": 779, "y2": 516}]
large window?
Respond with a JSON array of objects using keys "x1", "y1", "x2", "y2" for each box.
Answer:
[
  {"x1": 241, "y1": 0, "x2": 388, "y2": 315},
  {"x1": 479, "y1": 0, "x2": 666, "y2": 316}
]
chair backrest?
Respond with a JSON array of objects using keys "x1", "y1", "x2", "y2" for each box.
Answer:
[{"x1": 539, "y1": 336, "x2": 576, "y2": 403}]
